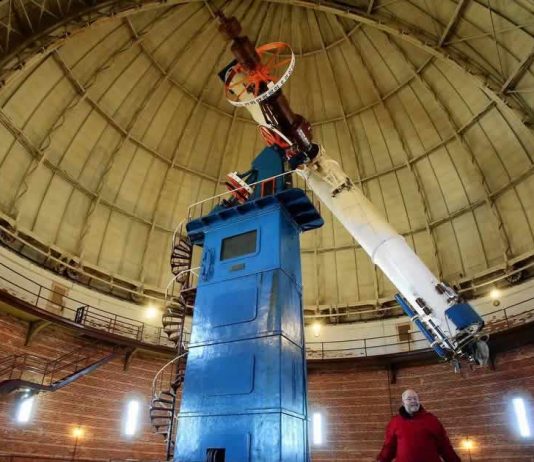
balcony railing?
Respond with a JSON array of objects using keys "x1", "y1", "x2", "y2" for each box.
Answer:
[
  {"x1": 1, "y1": 256, "x2": 534, "y2": 359},
  {"x1": 0, "y1": 260, "x2": 178, "y2": 348},
  {"x1": 306, "y1": 300, "x2": 534, "y2": 360}
]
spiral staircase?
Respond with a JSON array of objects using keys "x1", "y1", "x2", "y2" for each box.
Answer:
[{"x1": 150, "y1": 223, "x2": 196, "y2": 460}]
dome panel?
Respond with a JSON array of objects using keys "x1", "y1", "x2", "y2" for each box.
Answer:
[
  {"x1": 0, "y1": 123, "x2": 16, "y2": 168},
  {"x1": 479, "y1": 109, "x2": 532, "y2": 179},
  {"x1": 98, "y1": 210, "x2": 133, "y2": 272},
  {"x1": 55, "y1": 105, "x2": 111, "y2": 180},
  {"x1": 453, "y1": 211, "x2": 489, "y2": 274},
  {"x1": 412, "y1": 229, "x2": 439, "y2": 276},
  {"x1": 336, "y1": 248, "x2": 359, "y2": 303},
  {"x1": 473, "y1": 203, "x2": 506, "y2": 268},
  {"x1": 427, "y1": 147, "x2": 470, "y2": 213},
  {"x1": 133, "y1": 157, "x2": 168, "y2": 222},
  {"x1": 301, "y1": 252, "x2": 317, "y2": 307},
  {"x1": 77, "y1": 127, "x2": 123, "y2": 193},
  {"x1": 378, "y1": 172, "x2": 411, "y2": 233},
  {"x1": 0, "y1": 142, "x2": 33, "y2": 212},
  {"x1": 3, "y1": 57, "x2": 65, "y2": 131},
  {"x1": 46, "y1": 102, "x2": 93, "y2": 167},
  {"x1": 17, "y1": 167, "x2": 58, "y2": 234},
  {"x1": 413, "y1": 156, "x2": 448, "y2": 220},
  {"x1": 79, "y1": 203, "x2": 108, "y2": 262},
  {"x1": 58, "y1": 20, "x2": 121, "y2": 71},
  {"x1": 119, "y1": 219, "x2": 150, "y2": 281},
  {"x1": 355, "y1": 247, "x2": 376, "y2": 302},
  {"x1": 101, "y1": 140, "x2": 138, "y2": 208},
  {"x1": 56, "y1": 189, "x2": 92, "y2": 255},
  {"x1": 496, "y1": 189, "x2": 534, "y2": 256},
  {"x1": 0, "y1": 0, "x2": 532, "y2": 316},
  {"x1": 516, "y1": 176, "x2": 534, "y2": 239},
  {"x1": 318, "y1": 250, "x2": 337, "y2": 304},
  {"x1": 68, "y1": 26, "x2": 133, "y2": 92},
  {"x1": 434, "y1": 221, "x2": 465, "y2": 280},
  {"x1": 30, "y1": 175, "x2": 72, "y2": 244},
  {"x1": 394, "y1": 167, "x2": 429, "y2": 232}
]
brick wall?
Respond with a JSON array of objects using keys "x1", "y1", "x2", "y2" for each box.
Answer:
[
  {"x1": 0, "y1": 311, "x2": 168, "y2": 460},
  {"x1": 2, "y1": 309, "x2": 534, "y2": 461},
  {"x1": 308, "y1": 344, "x2": 534, "y2": 461}
]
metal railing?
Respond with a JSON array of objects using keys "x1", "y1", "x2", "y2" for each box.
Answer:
[
  {"x1": 74, "y1": 305, "x2": 143, "y2": 340},
  {"x1": 2, "y1": 248, "x2": 534, "y2": 360},
  {"x1": 0, "y1": 344, "x2": 115, "y2": 388},
  {"x1": 306, "y1": 300, "x2": 534, "y2": 359},
  {"x1": 0, "y1": 261, "x2": 175, "y2": 348},
  {"x1": 152, "y1": 353, "x2": 188, "y2": 401},
  {"x1": 186, "y1": 170, "x2": 303, "y2": 221}
]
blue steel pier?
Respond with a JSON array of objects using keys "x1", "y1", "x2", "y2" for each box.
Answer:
[{"x1": 174, "y1": 165, "x2": 322, "y2": 462}]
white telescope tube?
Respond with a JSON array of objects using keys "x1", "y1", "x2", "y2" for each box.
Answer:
[{"x1": 297, "y1": 152, "x2": 458, "y2": 343}]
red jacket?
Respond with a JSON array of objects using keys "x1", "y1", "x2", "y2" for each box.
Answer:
[{"x1": 377, "y1": 406, "x2": 461, "y2": 462}]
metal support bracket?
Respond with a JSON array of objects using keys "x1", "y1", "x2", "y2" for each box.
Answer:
[
  {"x1": 25, "y1": 320, "x2": 51, "y2": 346},
  {"x1": 123, "y1": 347, "x2": 139, "y2": 371}
]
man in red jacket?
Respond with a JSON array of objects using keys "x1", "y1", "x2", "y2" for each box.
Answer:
[{"x1": 377, "y1": 389, "x2": 461, "y2": 462}]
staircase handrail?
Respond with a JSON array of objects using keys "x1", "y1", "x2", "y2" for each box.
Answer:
[
  {"x1": 164, "y1": 268, "x2": 200, "y2": 303},
  {"x1": 46, "y1": 349, "x2": 104, "y2": 380},
  {"x1": 171, "y1": 220, "x2": 186, "y2": 255},
  {"x1": 0, "y1": 354, "x2": 49, "y2": 379},
  {"x1": 0, "y1": 345, "x2": 117, "y2": 391},
  {"x1": 45, "y1": 343, "x2": 103, "y2": 371},
  {"x1": 151, "y1": 352, "x2": 188, "y2": 400},
  {"x1": 0, "y1": 353, "x2": 49, "y2": 366}
]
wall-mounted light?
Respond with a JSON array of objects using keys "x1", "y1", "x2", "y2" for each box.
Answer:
[
  {"x1": 461, "y1": 438, "x2": 474, "y2": 450},
  {"x1": 513, "y1": 397, "x2": 531, "y2": 438},
  {"x1": 490, "y1": 288, "x2": 500, "y2": 300},
  {"x1": 16, "y1": 395, "x2": 34, "y2": 424},
  {"x1": 490, "y1": 288, "x2": 501, "y2": 306},
  {"x1": 72, "y1": 426, "x2": 84, "y2": 438},
  {"x1": 312, "y1": 321, "x2": 321, "y2": 337},
  {"x1": 124, "y1": 399, "x2": 140, "y2": 436},
  {"x1": 461, "y1": 437, "x2": 475, "y2": 462},
  {"x1": 312, "y1": 412, "x2": 323, "y2": 445},
  {"x1": 71, "y1": 426, "x2": 84, "y2": 460}
]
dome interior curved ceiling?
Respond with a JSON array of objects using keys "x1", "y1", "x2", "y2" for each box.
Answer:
[{"x1": 0, "y1": 0, "x2": 533, "y2": 317}]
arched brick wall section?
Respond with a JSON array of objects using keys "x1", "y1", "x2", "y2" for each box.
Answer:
[
  {"x1": 0, "y1": 311, "x2": 168, "y2": 460},
  {"x1": 308, "y1": 344, "x2": 534, "y2": 461}
]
